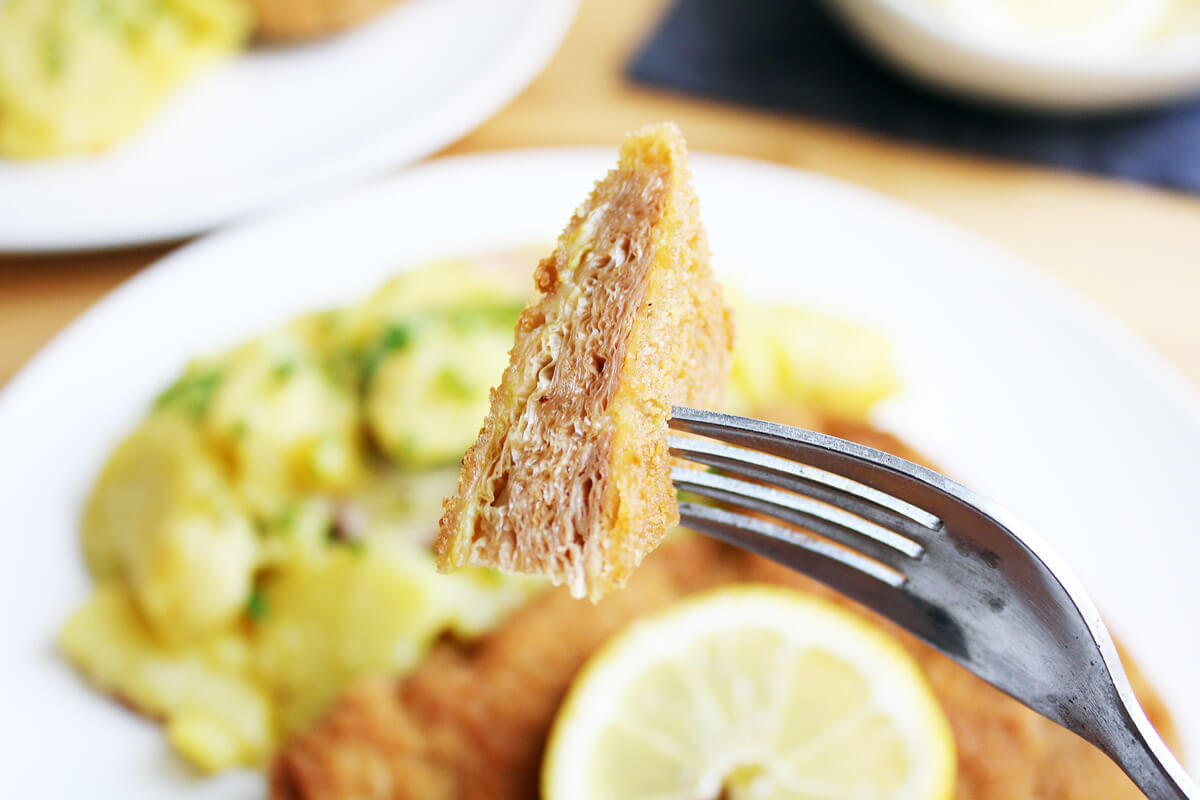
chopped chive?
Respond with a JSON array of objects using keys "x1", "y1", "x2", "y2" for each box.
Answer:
[
  {"x1": 360, "y1": 323, "x2": 414, "y2": 389},
  {"x1": 271, "y1": 360, "x2": 296, "y2": 383},
  {"x1": 42, "y1": 30, "x2": 67, "y2": 78},
  {"x1": 435, "y1": 367, "x2": 475, "y2": 400},
  {"x1": 274, "y1": 502, "x2": 299, "y2": 533},
  {"x1": 380, "y1": 324, "x2": 412, "y2": 351},
  {"x1": 444, "y1": 303, "x2": 524, "y2": 332},
  {"x1": 333, "y1": 539, "x2": 366, "y2": 555},
  {"x1": 153, "y1": 369, "x2": 224, "y2": 420},
  {"x1": 246, "y1": 587, "x2": 268, "y2": 621}
]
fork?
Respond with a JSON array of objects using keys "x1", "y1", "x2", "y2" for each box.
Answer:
[{"x1": 668, "y1": 406, "x2": 1196, "y2": 800}]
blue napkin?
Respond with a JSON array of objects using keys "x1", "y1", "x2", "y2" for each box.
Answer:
[{"x1": 628, "y1": 0, "x2": 1200, "y2": 193}]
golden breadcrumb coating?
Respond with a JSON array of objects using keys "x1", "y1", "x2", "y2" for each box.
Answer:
[
  {"x1": 436, "y1": 123, "x2": 734, "y2": 601},
  {"x1": 248, "y1": 0, "x2": 403, "y2": 40},
  {"x1": 272, "y1": 420, "x2": 1178, "y2": 800}
]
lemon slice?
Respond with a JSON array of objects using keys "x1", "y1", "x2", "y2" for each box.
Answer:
[{"x1": 543, "y1": 586, "x2": 955, "y2": 800}]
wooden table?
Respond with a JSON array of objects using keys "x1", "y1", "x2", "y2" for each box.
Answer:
[{"x1": 3, "y1": 0, "x2": 1199, "y2": 389}]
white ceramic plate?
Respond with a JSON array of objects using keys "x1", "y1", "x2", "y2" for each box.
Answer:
[
  {"x1": 0, "y1": 0, "x2": 576, "y2": 253},
  {"x1": 1, "y1": 149, "x2": 1197, "y2": 796}
]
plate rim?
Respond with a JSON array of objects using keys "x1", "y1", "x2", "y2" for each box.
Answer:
[
  {"x1": 5, "y1": 146, "x2": 1198, "y2": 431},
  {"x1": 0, "y1": 0, "x2": 579, "y2": 254}
]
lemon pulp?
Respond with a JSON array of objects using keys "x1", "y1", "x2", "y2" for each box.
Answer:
[{"x1": 543, "y1": 586, "x2": 956, "y2": 800}]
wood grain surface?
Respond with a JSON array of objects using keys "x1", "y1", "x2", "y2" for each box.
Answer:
[{"x1": 2, "y1": 0, "x2": 1198, "y2": 390}]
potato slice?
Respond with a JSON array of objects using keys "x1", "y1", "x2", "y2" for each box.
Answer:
[
  {"x1": 59, "y1": 583, "x2": 271, "y2": 771},
  {"x1": 82, "y1": 416, "x2": 258, "y2": 640},
  {"x1": 366, "y1": 318, "x2": 516, "y2": 467}
]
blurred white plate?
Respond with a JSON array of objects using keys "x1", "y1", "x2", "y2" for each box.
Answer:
[
  {"x1": 1, "y1": 148, "x2": 1197, "y2": 796},
  {"x1": 824, "y1": 0, "x2": 1200, "y2": 111},
  {"x1": 0, "y1": 0, "x2": 576, "y2": 253}
]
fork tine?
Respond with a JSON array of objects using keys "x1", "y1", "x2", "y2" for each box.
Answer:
[
  {"x1": 677, "y1": 501, "x2": 906, "y2": 588},
  {"x1": 672, "y1": 466, "x2": 923, "y2": 563},
  {"x1": 671, "y1": 406, "x2": 963, "y2": 519},
  {"x1": 669, "y1": 433, "x2": 940, "y2": 543},
  {"x1": 672, "y1": 409, "x2": 1199, "y2": 800}
]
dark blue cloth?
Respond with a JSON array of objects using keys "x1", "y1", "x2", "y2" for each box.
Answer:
[{"x1": 628, "y1": 0, "x2": 1200, "y2": 193}]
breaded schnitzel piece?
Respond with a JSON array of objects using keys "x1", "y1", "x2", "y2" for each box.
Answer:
[
  {"x1": 273, "y1": 422, "x2": 1178, "y2": 800},
  {"x1": 436, "y1": 123, "x2": 734, "y2": 601},
  {"x1": 248, "y1": 0, "x2": 403, "y2": 40}
]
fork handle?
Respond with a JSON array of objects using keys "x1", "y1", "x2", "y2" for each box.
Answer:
[{"x1": 1103, "y1": 701, "x2": 1198, "y2": 800}]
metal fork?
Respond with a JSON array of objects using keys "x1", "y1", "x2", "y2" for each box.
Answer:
[{"x1": 669, "y1": 405, "x2": 1196, "y2": 800}]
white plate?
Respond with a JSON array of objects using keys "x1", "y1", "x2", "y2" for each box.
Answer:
[
  {"x1": 1, "y1": 149, "x2": 1197, "y2": 795},
  {"x1": 0, "y1": 0, "x2": 576, "y2": 253}
]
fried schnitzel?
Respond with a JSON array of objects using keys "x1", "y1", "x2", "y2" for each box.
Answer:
[
  {"x1": 436, "y1": 123, "x2": 733, "y2": 602},
  {"x1": 273, "y1": 421, "x2": 1177, "y2": 800}
]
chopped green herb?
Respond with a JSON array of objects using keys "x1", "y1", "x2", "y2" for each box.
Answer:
[
  {"x1": 332, "y1": 538, "x2": 366, "y2": 555},
  {"x1": 274, "y1": 502, "x2": 299, "y2": 533},
  {"x1": 360, "y1": 323, "x2": 414, "y2": 389},
  {"x1": 435, "y1": 366, "x2": 475, "y2": 400},
  {"x1": 398, "y1": 433, "x2": 420, "y2": 456},
  {"x1": 316, "y1": 310, "x2": 343, "y2": 331},
  {"x1": 271, "y1": 360, "x2": 297, "y2": 383},
  {"x1": 91, "y1": 0, "x2": 119, "y2": 25},
  {"x1": 246, "y1": 586, "x2": 269, "y2": 621},
  {"x1": 153, "y1": 369, "x2": 224, "y2": 420},
  {"x1": 41, "y1": 26, "x2": 67, "y2": 78},
  {"x1": 321, "y1": 349, "x2": 360, "y2": 390},
  {"x1": 356, "y1": 304, "x2": 521, "y2": 391},
  {"x1": 444, "y1": 303, "x2": 524, "y2": 333},
  {"x1": 380, "y1": 324, "x2": 413, "y2": 351}
]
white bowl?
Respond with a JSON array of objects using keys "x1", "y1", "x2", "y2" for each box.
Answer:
[{"x1": 823, "y1": 0, "x2": 1200, "y2": 112}]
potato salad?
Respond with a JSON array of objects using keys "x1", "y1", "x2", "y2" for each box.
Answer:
[
  {"x1": 0, "y1": 0, "x2": 249, "y2": 157},
  {"x1": 59, "y1": 254, "x2": 899, "y2": 772}
]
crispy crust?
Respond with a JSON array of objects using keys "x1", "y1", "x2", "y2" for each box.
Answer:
[
  {"x1": 272, "y1": 420, "x2": 1179, "y2": 800},
  {"x1": 248, "y1": 0, "x2": 403, "y2": 40},
  {"x1": 436, "y1": 123, "x2": 734, "y2": 601}
]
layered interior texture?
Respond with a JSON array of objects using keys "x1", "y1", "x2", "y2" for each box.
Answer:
[{"x1": 436, "y1": 122, "x2": 733, "y2": 601}]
